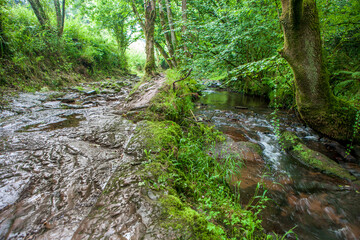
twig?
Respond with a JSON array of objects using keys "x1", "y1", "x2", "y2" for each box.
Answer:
[
  {"x1": 172, "y1": 68, "x2": 193, "y2": 91},
  {"x1": 189, "y1": 109, "x2": 197, "y2": 121}
]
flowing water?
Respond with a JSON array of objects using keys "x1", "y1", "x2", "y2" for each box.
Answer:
[{"x1": 195, "y1": 89, "x2": 360, "y2": 240}]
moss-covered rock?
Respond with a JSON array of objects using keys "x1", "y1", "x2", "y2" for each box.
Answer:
[
  {"x1": 281, "y1": 131, "x2": 356, "y2": 181},
  {"x1": 159, "y1": 194, "x2": 224, "y2": 240},
  {"x1": 125, "y1": 120, "x2": 182, "y2": 161}
]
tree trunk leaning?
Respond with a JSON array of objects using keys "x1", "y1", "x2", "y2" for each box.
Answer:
[{"x1": 280, "y1": 0, "x2": 359, "y2": 142}]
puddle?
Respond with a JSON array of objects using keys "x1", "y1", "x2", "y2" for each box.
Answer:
[{"x1": 17, "y1": 114, "x2": 85, "y2": 132}]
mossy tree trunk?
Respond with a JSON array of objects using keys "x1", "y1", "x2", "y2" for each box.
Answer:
[
  {"x1": 28, "y1": 0, "x2": 50, "y2": 28},
  {"x1": 53, "y1": 0, "x2": 66, "y2": 36},
  {"x1": 280, "y1": 0, "x2": 359, "y2": 142},
  {"x1": 144, "y1": 0, "x2": 157, "y2": 77}
]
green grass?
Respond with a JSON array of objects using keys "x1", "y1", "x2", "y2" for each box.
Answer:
[{"x1": 131, "y1": 70, "x2": 295, "y2": 239}]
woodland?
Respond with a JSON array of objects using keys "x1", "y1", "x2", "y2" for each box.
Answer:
[{"x1": 0, "y1": 0, "x2": 360, "y2": 239}]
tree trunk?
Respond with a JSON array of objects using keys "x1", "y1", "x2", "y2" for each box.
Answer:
[
  {"x1": 28, "y1": 0, "x2": 49, "y2": 28},
  {"x1": 132, "y1": 1, "x2": 171, "y2": 70},
  {"x1": 164, "y1": 0, "x2": 176, "y2": 48},
  {"x1": 61, "y1": 0, "x2": 65, "y2": 35},
  {"x1": 53, "y1": 0, "x2": 65, "y2": 36},
  {"x1": 144, "y1": 0, "x2": 157, "y2": 77},
  {"x1": 181, "y1": 0, "x2": 190, "y2": 57},
  {"x1": 280, "y1": 0, "x2": 358, "y2": 142},
  {"x1": 54, "y1": 0, "x2": 62, "y2": 34},
  {"x1": 155, "y1": 41, "x2": 174, "y2": 68},
  {"x1": 159, "y1": 0, "x2": 177, "y2": 68}
]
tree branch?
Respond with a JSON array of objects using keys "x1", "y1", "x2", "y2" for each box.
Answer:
[{"x1": 172, "y1": 68, "x2": 193, "y2": 91}]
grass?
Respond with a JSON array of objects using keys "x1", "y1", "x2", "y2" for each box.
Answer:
[{"x1": 130, "y1": 69, "x2": 295, "y2": 239}]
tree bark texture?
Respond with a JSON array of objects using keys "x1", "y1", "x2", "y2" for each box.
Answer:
[
  {"x1": 132, "y1": 1, "x2": 171, "y2": 70},
  {"x1": 164, "y1": 0, "x2": 176, "y2": 48},
  {"x1": 181, "y1": 0, "x2": 190, "y2": 57},
  {"x1": 144, "y1": 0, "x2": 157, "y2": 77},
  {"x1": 159, "y1": 0, "x2": 177, "y2": 68},
  {"x1": 280, "y1": 0, "x2": 358, "y2": 142},
  {"x1": 28, "y1": 0, "x2": 49, "y2": 27},
  {"x1": 155, "y1": 41, "x2": 173, "y2": 68},
  {"x1": 53, "y1": 0, "x2": 65, "y2": 36}
]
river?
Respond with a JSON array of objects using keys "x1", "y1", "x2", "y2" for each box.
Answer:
[{"x1": 195, "y1": 89, "x2": 360, "y2": 240}]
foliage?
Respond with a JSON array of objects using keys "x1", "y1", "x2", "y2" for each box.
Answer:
[
  {"x1": 77, "y1": 0, "x2": 138, "y2": 69},
  {"x1": 136, "y1": 73, "x2": 297, "y2": 239},
  {"x1": 0, "y1": 3, "x2": 127, "y2": 91}
]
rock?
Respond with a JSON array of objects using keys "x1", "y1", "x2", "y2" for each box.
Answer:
[
  {"x1": 60, "y1": 103, "x2": 84, "y2": 109},
  {"x1": 58, "y1": 93, "x2": 79, "y2": 103},
  {"x1": 213, "y1": 137, "x2": 263, "y2": 163},
  {"x1": 100, "y1": 89, "x2": 116, "y2": 94},
  {"x1": 281, "y1": 131, "x2": 356, "y2": 181},
  {"x1": 85, "y1": 90, "x2": 97, "y2": 95},
  {"x1": 235, "y1": 106, "x2": 248, "y2": 109}
]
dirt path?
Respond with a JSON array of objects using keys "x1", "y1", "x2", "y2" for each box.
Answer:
[{"x1": 0, "y1": 75, "x2": 170, "y2": 239}]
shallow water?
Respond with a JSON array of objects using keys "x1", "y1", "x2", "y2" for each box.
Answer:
[{"x1": 196, "y1": 89, "x2": 360, "y2": 240}]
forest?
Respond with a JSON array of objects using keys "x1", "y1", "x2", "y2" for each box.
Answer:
[{"x1": 0, "y1": 0, "x2": 360, "y2": 239}]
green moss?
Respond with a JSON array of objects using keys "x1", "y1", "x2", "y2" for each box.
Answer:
[
  {"x1": 130, "y1": 71, "x2": 271, "y2": 239},
  {"x1": 299, "y1": 97, "x2": 359, "y2": 143},
  {"x1": 281, "y1": 131, "x2": 356, "y2": 181},
  {"x1": 159, "y1": 194, "x2": 225, "y2": 240}
]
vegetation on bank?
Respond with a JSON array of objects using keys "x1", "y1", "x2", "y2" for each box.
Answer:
[{"x1": 128, "y1": 70, "x2": 294, "y2": 239}]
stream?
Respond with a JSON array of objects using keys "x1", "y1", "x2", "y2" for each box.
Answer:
[
  {"x1": 195, "y1": 89, "x2": 360, "y2": 240},
  {"x1": 1, "y1": 82, "x2": 359, "y2": 239}
]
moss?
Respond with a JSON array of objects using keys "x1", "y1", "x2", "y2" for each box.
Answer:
[
  {"x1": 281, "y1": 131, "x2": 356, "y2": 181},
  {"x1": 127, "y1": 120, "x2": 181, "y2": 157},
  {"x1": 299, "y1": 97, "x2": 359, "y2": 143},
  {"x1": 159, "y1": 194, "x2": 224, "y2": 240}
]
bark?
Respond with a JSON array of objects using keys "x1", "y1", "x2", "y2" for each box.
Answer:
[
  {"x1": 280, "y1": 0, "x2": 358, "y2": 142},
  {"x1": 144, "y1": 0, "x2": 157, "y2": 77},
  {"x1": 159, "y1": 0, "x2": 177, "y2": 68},
  {"x1": 155, "y1": 41, "x2": 174, "y2": 68},
  {"x1": 61, "y1": 0, "x2": 65, "y2": 35},
  {"x1": 164, "y1": 0, "x2": 176, "y2": 48},
  {"x1": 132, "y1": 1, "x2": 171, "y2": 70},
  {"x1": 54, "y1": 0, "x2": 62, "y2": 34},
  {"x1": 28, "y1": 0, "x2": 49, "y2": 27},
  {"x1": 54, "y1": 0, "x2": 65, "y2": 36},
  {"x1": 181, "y1": 0, "x2": 190, "y2": 57}
]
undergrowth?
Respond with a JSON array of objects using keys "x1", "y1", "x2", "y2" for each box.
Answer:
[
  {"x1": 0, "y1": 5, "x2": 128, "y2": 93},
  {"x1": 135, "y1": 69, "x2": 295, "y2": 239}
]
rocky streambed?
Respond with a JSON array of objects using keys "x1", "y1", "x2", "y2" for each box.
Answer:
[{"x1": 0, "y1": 75, "x2": 179, "y2": 239}]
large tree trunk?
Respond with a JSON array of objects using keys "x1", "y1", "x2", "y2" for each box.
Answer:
[
  {"x1": 159, "y1": 0, "x2": 177, "y2": 68},
  {"x1": 280, "y1": 0, "x2": 359, "y2": 142},
  {"x1": 144, "y1": 0, "x2": 157, "y2": 77}
]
